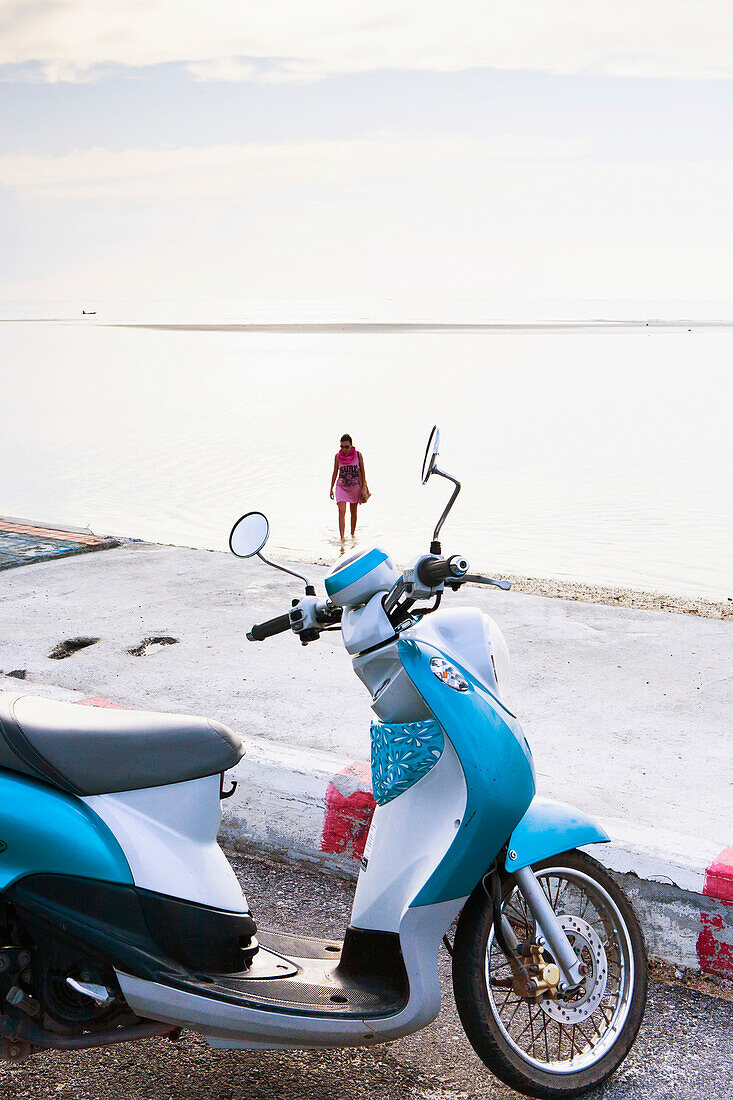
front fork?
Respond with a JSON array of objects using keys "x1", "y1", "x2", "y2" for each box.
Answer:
[
  {"x1": 489, "y1": 865, "x2": 584, "y2": 993},
  {"x1": 511, "y1": 865, "x2": 585, "y2": 990}
]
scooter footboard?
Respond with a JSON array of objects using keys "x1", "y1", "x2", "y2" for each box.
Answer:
[{"x1": 115, "y1": 898, "x2": 462, "y2": 1049}]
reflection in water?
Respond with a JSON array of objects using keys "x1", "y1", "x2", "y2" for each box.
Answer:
[{"x1": 2, "y1": 313, "x2": 732, "y2": 600}]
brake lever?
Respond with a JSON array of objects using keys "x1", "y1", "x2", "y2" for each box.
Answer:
[{"x1": 463, "y1": 573, "x2": 511, "y2": 591}]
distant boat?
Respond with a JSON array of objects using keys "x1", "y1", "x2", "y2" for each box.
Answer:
[{"x1": 82, "y1": 310, "x2": 97, "y2": 315}]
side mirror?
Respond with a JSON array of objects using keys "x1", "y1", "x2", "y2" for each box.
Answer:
[
  {"x1": 229, "y1": 510, "x2": 316, "y2": 595},
  {"x1": 229, "y1": 512, "x2": 270, "y2": 558},
  {"x1": 421, "y1": 425, "x2": 440, "y2": 484},
  {"x1": 420, "y1": 425, "x2": 461, "y2": 554}
]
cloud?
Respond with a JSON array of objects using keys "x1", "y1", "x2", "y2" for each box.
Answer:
[
  {"x1": 4, "y1": 133, "x2": 733, "y2": 303},
  {"x1": 0, "y1": 135, "x2": 588, "y2": 200},
  {"x1": 3, "y1": 0, "x2": 733, "y2": 83}
]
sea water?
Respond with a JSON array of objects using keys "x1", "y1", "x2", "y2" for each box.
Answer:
[{"x1": 2, "y1": 301, "x2": 731, "y2": 600}]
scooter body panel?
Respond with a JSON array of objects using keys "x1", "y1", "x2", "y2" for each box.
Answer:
[
  {"x1": 84, "y1": 774, "x2": 248, "y2": 911},
  {"x1": 350, "y1": 737, "x2": 467, "y2": 931},
  {"x1": 397, "y1": 637, "x2": 535, "y2": 907},
  {"x1": 0, "y1": 768, "x2": 132, "y2": 891},
  {"x1": 505, "y1": 796, "x2": 610, "y2": 872}
]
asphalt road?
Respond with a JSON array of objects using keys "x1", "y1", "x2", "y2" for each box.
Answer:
[{"x1": 2, "y1": 852, "x2": 732, "y2": 1100}]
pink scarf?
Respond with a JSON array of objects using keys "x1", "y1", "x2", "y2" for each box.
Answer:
[{"x1": 338, "y1": 446, "x2": 357, "y2": 465}]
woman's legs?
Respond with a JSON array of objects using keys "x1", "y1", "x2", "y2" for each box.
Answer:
[
  {"x1": 337, "y1": 501, "x2": 347, "y2": 540},
  {"x1": 349, "y1": 503, "x2": 358, "y2": 536}
]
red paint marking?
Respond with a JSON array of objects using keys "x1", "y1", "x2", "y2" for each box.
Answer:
[
  {"x1": 697, "y1": 907, "x2": 733, "y2": 978},
  {"x1": 703, "y1": 846, "x2": 733, "y2": 902},
  {"x1": 697, "y1": 847, "x2": 733, "y2": 977},
  {"x1": 74, "y1": 696, "x2": 124, "y2": 708},
  {"x1": 321, "y1": 762, "x2": 375, "y2": 861}
]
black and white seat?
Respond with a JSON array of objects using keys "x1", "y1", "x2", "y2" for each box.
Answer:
[{"x1": 0, "y1": 692, "x2": 243, "y2": 796}]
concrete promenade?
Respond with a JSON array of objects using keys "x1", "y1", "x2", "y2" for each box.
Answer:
[{"x1": 1, "y1": 539, "x2": 731, "y2": 976}]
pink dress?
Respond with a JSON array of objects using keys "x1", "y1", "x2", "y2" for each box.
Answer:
[{"x1": 335, "y1": 448, "x2": 362, "y2": 504}]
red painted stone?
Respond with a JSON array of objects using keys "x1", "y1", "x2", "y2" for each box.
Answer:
[
  {"x1": 321, "y1": 762, "x2": 376, "y2": 861},
  {"x1": 697, "y1": 847, "x2": 733, "y2": 977},
  {"x1": 703, "y1": 846, "x2": 733, "y2": 903}
]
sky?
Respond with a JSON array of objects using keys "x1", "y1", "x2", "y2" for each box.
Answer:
[{"x1": 2, "y1": 1, "x2": 733, "y2": 307}]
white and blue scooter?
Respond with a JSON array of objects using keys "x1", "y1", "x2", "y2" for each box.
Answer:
[{"x1": 0, "y1": 427, "x2": 646, "y2": 1098}]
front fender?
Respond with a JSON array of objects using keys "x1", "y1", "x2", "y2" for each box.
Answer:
[{"x1": 505, "y1": 797, "x2": 609, "y2": 873}]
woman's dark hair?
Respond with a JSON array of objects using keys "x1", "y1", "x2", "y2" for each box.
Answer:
[{"x1": 340, "y1": 434, "x2": 353, "y2": 445}]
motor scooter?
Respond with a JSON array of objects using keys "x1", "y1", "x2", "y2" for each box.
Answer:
[{"x1": 0, "y1": 427, "x2": 646, "y2": 1098}]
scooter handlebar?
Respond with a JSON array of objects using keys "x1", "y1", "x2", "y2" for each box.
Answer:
[
  {"x1": 417, "y1": 554, "x2": 469, "y2": 587},
  {"x1": 247, "y1": 612, "x2": 292, "y2": 641}
]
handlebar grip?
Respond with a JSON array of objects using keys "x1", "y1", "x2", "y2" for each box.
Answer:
[
  {"x1": 417, "y1": 554, "x2": 469, "y2": 587},
  {"x1": 247, "y1": 612, "x2": 292, "y2": 642}
]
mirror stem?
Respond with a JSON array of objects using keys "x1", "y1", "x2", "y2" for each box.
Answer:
[
  {"x1": 257, "y1": 552, "x2": 315, "y2": 595},
  {"x1": 431, "y1": 467, "x2": 462, "y2": 553}
]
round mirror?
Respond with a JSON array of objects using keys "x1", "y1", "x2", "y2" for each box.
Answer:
[
  {"x1": 421, "y1": 425, "x2": 440, "y2": 484},
  {"x1": 229, "y1": 511, "x2": 270, "y2": 558}
]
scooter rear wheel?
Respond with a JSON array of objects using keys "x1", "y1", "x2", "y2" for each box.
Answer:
[{"x1": 452, "y1": 849, "x2": 647, "y2": 1099}]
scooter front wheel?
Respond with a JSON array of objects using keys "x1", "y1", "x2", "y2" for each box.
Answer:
[{"x1": 452, "y1": 849, "x2": 647, "y2": 1099}]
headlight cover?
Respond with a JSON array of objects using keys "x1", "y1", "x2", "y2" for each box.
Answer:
[{"x1": 429, "y1": 657, "x2": 469, "y2": 692}]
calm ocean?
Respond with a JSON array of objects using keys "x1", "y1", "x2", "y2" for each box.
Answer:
[{"x1": 2, "y1": 300, "x2": 732, "y2": 600}]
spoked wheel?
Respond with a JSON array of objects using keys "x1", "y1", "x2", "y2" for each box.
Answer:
[{"x1": 453, "y1": 850, "x2": 647, "y2": 1099}]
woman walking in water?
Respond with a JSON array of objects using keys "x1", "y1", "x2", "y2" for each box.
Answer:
[{"x1": 330, "y1": 434, "x2": 369, "y2": 541}]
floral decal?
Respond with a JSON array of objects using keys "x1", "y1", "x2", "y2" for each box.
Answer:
[{"x1": 370, "y1": 719, "x2": 444, "y2": 806}]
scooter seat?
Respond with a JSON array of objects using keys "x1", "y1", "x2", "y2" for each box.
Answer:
[{"x1": 0, "y1": 691, "x2": 244, "y2": 796}]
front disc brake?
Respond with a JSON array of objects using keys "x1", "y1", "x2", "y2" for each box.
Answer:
[{"x1": 539, "y1": 914, "x2": 608, "y2": 1025}]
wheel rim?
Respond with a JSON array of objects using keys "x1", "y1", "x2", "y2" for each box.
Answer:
[{"x1": 485, "y1": 865, "x2": 635, "y2": 1076}]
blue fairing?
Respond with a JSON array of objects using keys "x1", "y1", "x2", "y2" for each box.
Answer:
[
  {"x1": 325, "y1": 548, "x2": 388, "y2": 598},
  {"x1": 0, "y1": 769, "x2": 133, "y2": 891},
  {"x1": 506, "y1": 796, "x2": 610, "y2": 872},
  {"x1": 398, "y1": 638, "x2": 535, "y2": 907}
]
